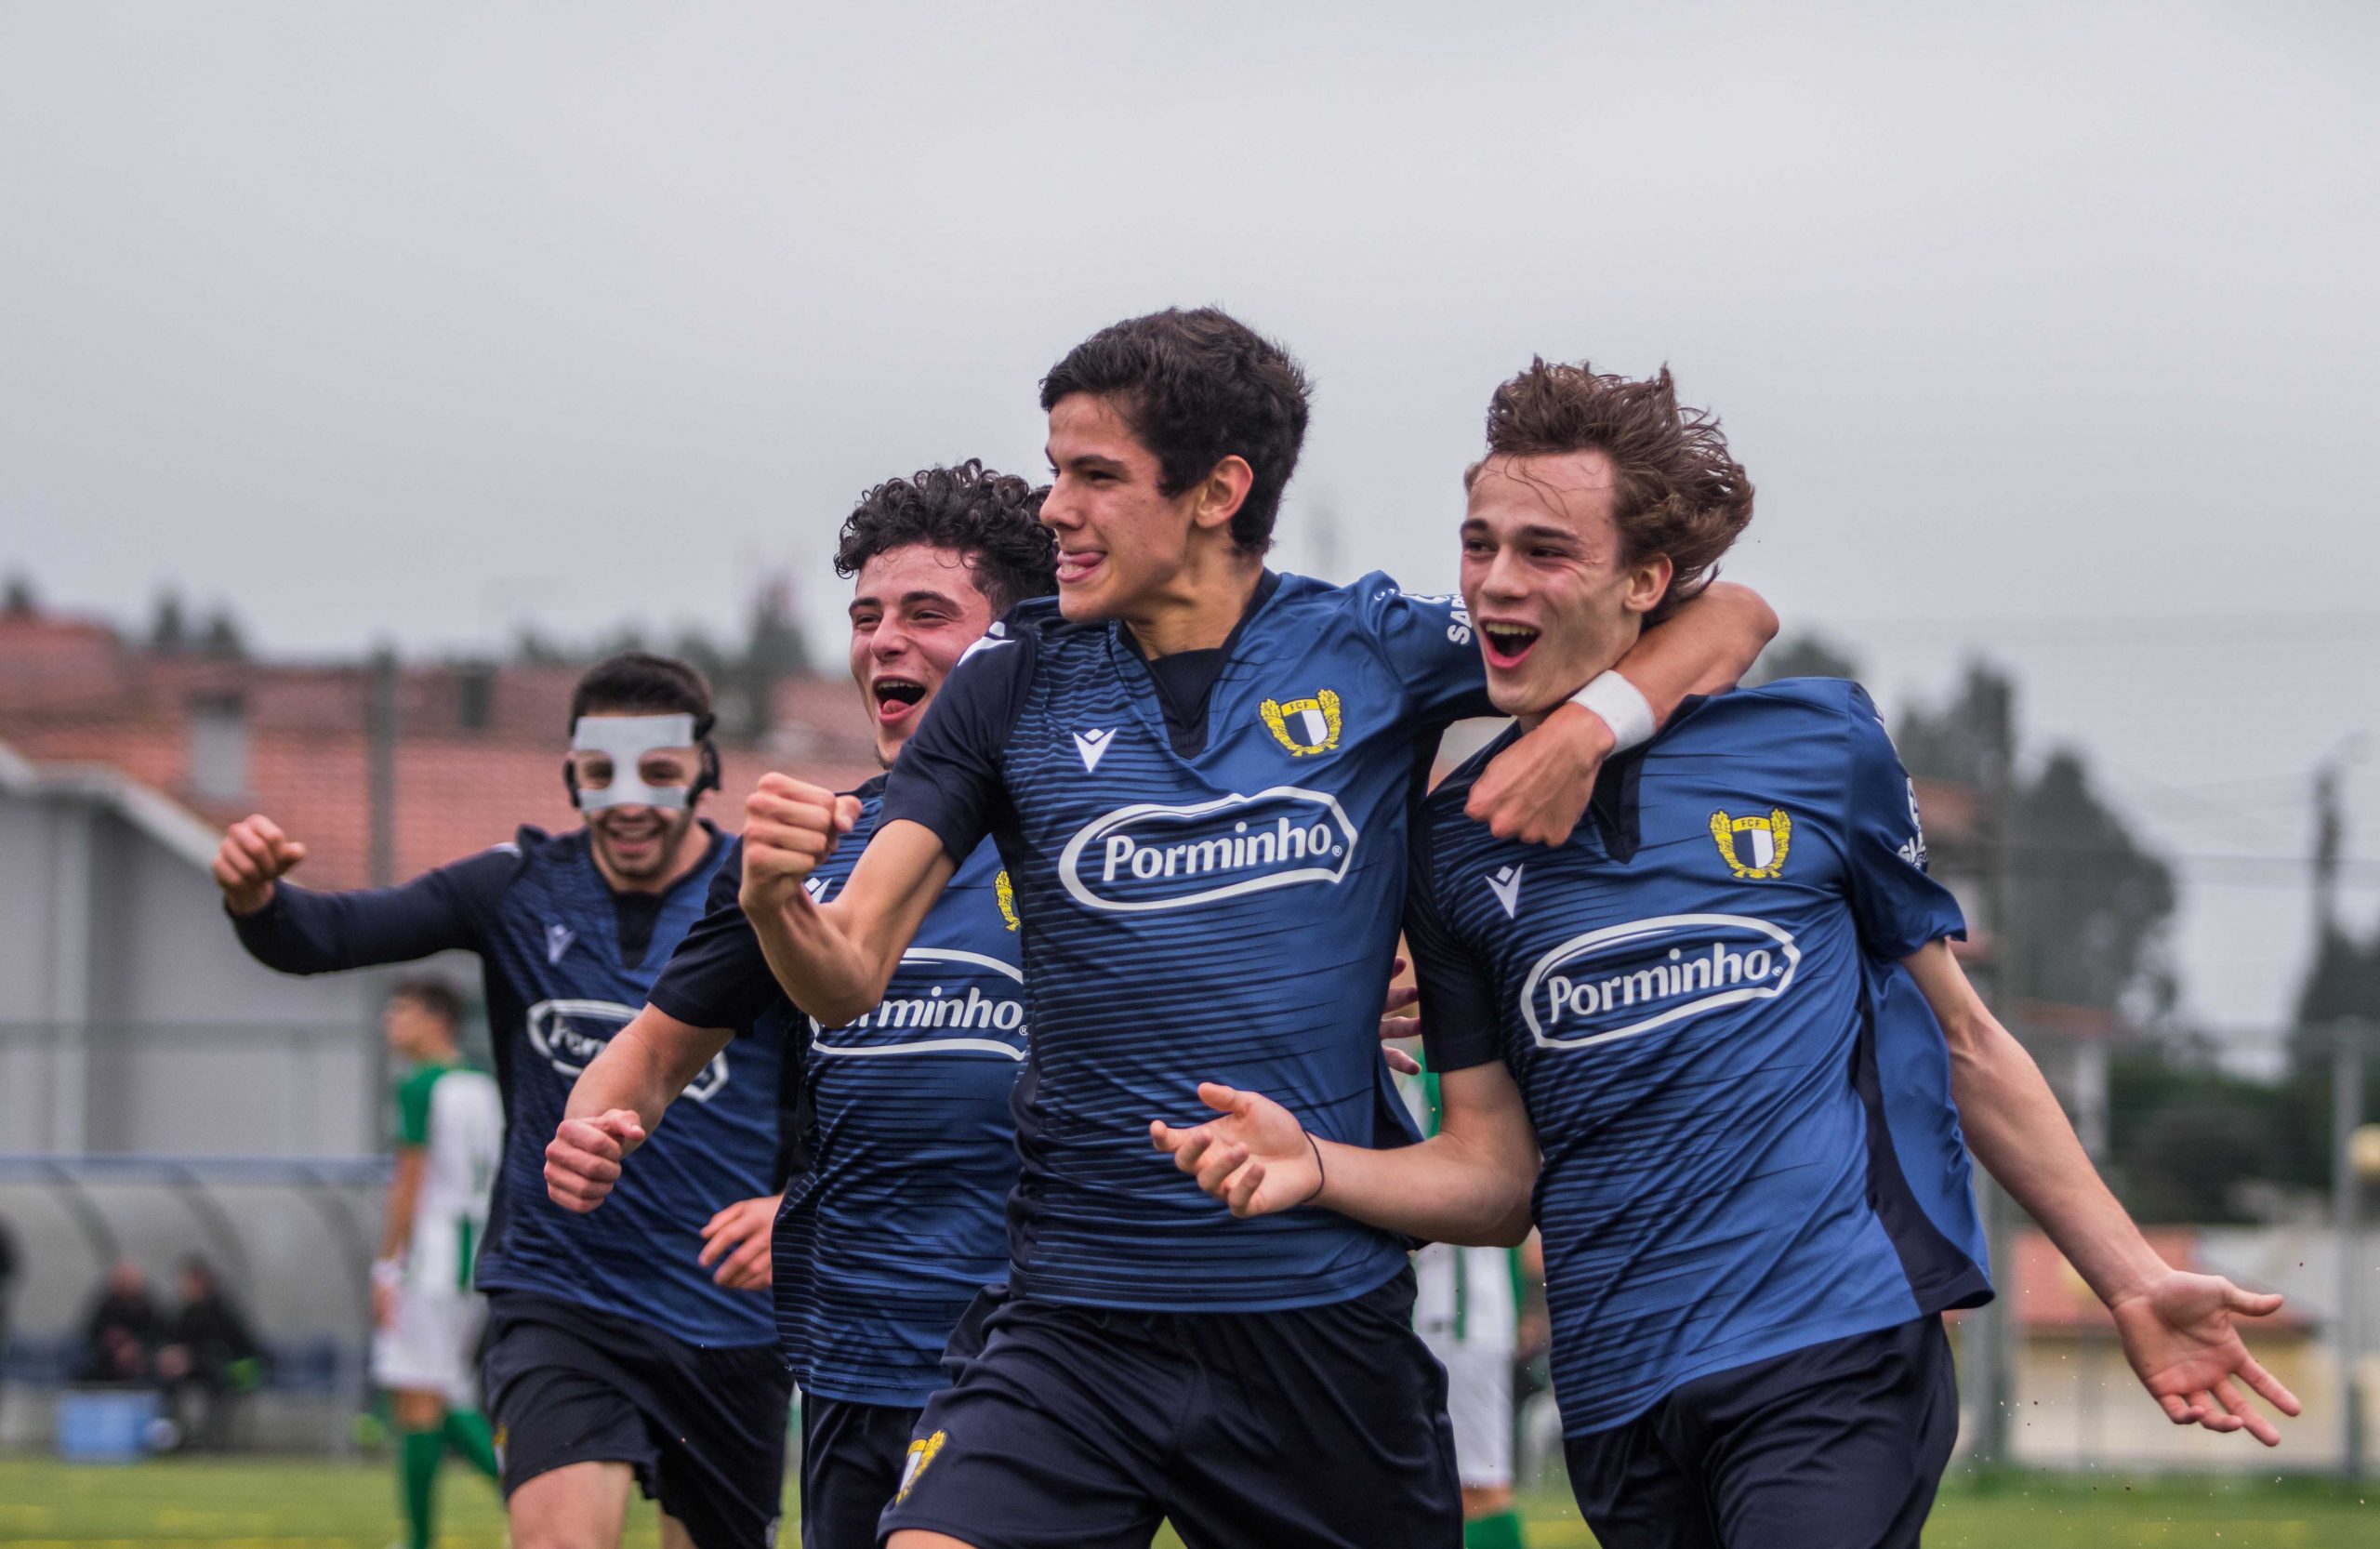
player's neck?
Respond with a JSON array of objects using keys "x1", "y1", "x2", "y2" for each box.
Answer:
[
  {"x1": 1119, "y1": 553, "x2": 1265, "y2": 657},
  {"x1": 1514, "y1": 640, "x2": 1635, "y2": 734}
]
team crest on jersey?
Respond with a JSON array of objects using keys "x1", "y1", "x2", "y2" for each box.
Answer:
[
  {"x1": 895, "y1": 1430, "x2": 946, "y2": 1504},
  {"x1": 1260, "y1": 690, "x2": 1342, "y2": 756},
  {"x1": 995, "y1": 870, "x2": 1020, "y2": 932},
  {"x1": 1709, "y1": 807, "x2": 1792, "y2": 880}
]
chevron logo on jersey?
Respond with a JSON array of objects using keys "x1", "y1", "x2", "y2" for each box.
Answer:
[
  {"x1": 1709, "y1": 807, "x2": 1793, "y2": 880},
  {"x1": 1260, "y1": 690, "x2": 1342, "y2": 756}
]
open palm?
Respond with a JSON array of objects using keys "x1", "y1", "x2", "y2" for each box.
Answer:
[
  {"x1": 2107, "y1": 1268, "x2": 2301, "y2": 1446},
  {"x1": 1149, "y1": 1083, "x2": 1323, "y2": 1218}
]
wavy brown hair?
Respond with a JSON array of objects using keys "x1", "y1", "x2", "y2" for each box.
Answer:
[{"x1": 1471, "y1": 360, "x2": 1752, "y2": 623}]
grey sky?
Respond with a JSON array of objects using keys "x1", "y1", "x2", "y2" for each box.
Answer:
[{"x1": 4, "y1": 3, "x2": 2375, "y2": 1035}]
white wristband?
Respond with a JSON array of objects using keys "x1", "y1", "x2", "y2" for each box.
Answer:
[{"x1": 1570, "y1": 670, "x2": 1656, "y2": 752}]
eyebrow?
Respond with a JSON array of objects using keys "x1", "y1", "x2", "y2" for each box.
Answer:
[
  {"x1": 850, "y1": 588, "x2": 967, "y2": 616},
  {"x1": 1466, "y1": 518, "x2": 1582, "y2": 546},
  {"x1": 1046, "y1": 444, "x2": 1129, "y2": 471}
]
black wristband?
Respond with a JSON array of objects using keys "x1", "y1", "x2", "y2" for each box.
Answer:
[{"x1": 1299, "y1": 1132, "x2": 1327, "y2": 1208}]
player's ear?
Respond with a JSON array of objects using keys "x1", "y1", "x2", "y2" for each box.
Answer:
[
  {"x1": 1190, "y1": 456, "x2": 1254, "y2": 536},
  {"x1": 1621, "y1": 553, "x2": 1673, "y2": 616}
]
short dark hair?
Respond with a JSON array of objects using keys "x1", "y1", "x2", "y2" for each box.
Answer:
[
  {"x1": 390, "y1": 976, "x2": 463, "y2": 1029},
  {"x1": 569, "y1": 652, "x2": 712, "y2": 729},
  {"x1": 833, "y1": 461, "x2": 1058, "y2": 615},
  {"x1": 1472, "y1": 360, "x2": 1754, "y2": 624},
  {"x1": 1039, "y1": 308, "x2": 1310, "y2": 556}
]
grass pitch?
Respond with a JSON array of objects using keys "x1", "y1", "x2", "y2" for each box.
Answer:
[{"x1": 0, "y1": 1455, "x2": 2372, "y2": 1546}]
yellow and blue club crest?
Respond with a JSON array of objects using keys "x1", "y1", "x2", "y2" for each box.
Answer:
[
  {"x1": 1709, "y1": 807, "x2": 1792, "y2": 880},
  {"x1": 1260, "y1": 689, "x2": 1342, "y2": 757},
  {"x1": 896, "y1": 1430, "x2": 946, "y2": 1504}
]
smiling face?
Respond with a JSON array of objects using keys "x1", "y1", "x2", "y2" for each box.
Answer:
[
  {"x1": 1460, "y1": 449, "x2": 1673, "y2": 723},
  {"x1": 848, "y1": 542, "x2": 1002, "y2": 766},
  {"x1": 1039, "y1": 392, "x2": 1210, "y2": 625}
]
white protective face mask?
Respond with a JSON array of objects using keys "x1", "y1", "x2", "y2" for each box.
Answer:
[{"x1": 570, "y1": 714, "x2": 699, "y2": 811}]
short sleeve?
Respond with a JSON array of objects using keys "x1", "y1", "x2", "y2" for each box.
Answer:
[
  {"x1": 647, "y1": 841, "x2": 787, "y2": 1034},
  {"x1": 395, "y1": 1067, "x2": 440, "y2": 1147},
  {"x1": 879, "y1": 619, "x2": 1036, "y2": 860},
  {"x1": 1839, "y1": 690, "x2": 1967, "y2": 959},
  {"x1": 1354, "y1": 574, "x2": 1497, "y2": 730},
  {"x1": 1405, "y1": 822, "x2": 1504, "y2": 1072}
]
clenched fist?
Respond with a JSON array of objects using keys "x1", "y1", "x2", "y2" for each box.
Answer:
[
  {"x1": 739, "y1": 774, "x2": 861, "y2": 908},
  {"x1": 213, "y1": 814, "x2": 309, "y2": 915},
  {"x1": 545, "y1": 1110, "x2": 648, "y2": 1213}
]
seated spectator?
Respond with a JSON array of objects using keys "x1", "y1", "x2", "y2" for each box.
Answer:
[
  {"x1": 157, "y1": 1257, "x2": 266, "y2": 1450},
  {"x1": 76, "y1": 1258, "x2": 162, "y2": 1386}
]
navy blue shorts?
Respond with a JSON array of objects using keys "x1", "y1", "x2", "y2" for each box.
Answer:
[
  {"x1": 1563, "y1": 1315, "x2": 1960, "y2": 1549},
  {"x1": 878, "y1": 1268, "x2": 1461, "y2": 1549},
  {"x1": 481, "y1": 1291, "x2": 792, "y2": 1549},
  {"x1": 799, "y1": 1395, "x2": 919, "y2": 1549}
]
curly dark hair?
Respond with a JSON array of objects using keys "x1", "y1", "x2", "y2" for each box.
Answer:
[
  {"x1": 1039, "y1": 308, "x2": 1310, "y2": 556},
  {"x1": 1472, "y1": 360, "x2": 1753, "y2": 624},
  {"x1": 568, "y1": 652, "x2": 713, "y2": 729},
  {"x1": 833, "y1": 460, "x2": 1057, "y2": 614}
]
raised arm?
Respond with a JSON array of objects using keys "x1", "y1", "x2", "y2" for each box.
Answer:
[
  {"x1": 545, "y1": 1003, "x2": 735, "y2": 1211},
  {"x1": 217, "y1": 814, "x2": 497, "y2": 973},
  {"x1": 1152, "y1": 1061, "x2": 1539, "y2": 1247},
  {"x1": 739, "y1": 778, "x2": 957, "y2": 1029},
  {"x1": 1468, "y1": 580, "x2": 1778, "y2": 844},
  {"x1": 1902, "y1": 942, "x2": 2302, "y2": 1445}
]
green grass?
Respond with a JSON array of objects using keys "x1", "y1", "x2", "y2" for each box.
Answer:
[{"x1": 0, "y1": 1455, "x2": 2371, "y2": 1547}]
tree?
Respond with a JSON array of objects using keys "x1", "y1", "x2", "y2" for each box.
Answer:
[
  {"x1": 2, "y1": 573, "x2": 34, "y2": 616},
  {"x1": 149, "y1": 589, "x2": 189, "y2": 653}
]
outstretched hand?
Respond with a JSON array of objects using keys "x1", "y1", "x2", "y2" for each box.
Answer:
[
  {"x1": 543, "y1": 1109, "x2": 647, "y2": 1214},
  {"x1": 2108, "y1": 1268, "x2": 2302, "y2": 1446},
  {"x1": 1150, "y1": 1083, "x2": 1322, "y2": 1218},
  {"x1": 1464, "y1": 702, "x2": 1615, "y2": 846},
  {"x1": 698, "y1": 1194, "x2": 782, "y2": 1291},
  {"x1": 213, "y1": 814, "x2": 308, "y2": 915}
]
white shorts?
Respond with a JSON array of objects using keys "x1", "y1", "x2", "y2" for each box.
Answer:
[
  {"x1": 372, "y1": 1289, "x2": 485, "y2": 1409},
  {"x1": 1422, "y1": 1336, "x2": 1513, "y2": 1490}
]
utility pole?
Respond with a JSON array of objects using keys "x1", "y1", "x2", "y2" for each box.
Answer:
[
  {"x1": 368, "y1": 646, "x2": 398, "y2": 886},
  {"x1": 2338, "y1": 1020, "x2": 2369, "y2": 1480},
  {"x1": 1966, "y1": 690, "x2": 2024, "y2": 1467}
]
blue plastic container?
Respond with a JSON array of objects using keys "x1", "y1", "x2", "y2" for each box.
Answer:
[{"x1": 55, "y1": 1388, "x2": 163, "y2": 1463}]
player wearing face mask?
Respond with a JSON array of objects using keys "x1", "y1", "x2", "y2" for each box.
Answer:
[{"x1": 216, "y1": 653, "x2": 797, "y2": 1549}]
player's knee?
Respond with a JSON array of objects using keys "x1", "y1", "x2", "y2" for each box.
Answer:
[{"x1": 887, "y1": 1533, "x2": 982, "y2": 1549}]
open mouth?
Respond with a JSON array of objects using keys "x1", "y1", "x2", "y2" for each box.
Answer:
[
  {"x1": 872, "y1": 676, "x2": 929, "y2": 725},
  {"x1": 1481, "y1": 622, "x2": 1541, "y2": 669},
  {"x1": 1056, "y1": 549, "x2": 1104, "y2": 587}
]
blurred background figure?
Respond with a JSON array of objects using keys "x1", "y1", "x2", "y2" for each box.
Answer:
[
  {"x1": 75, "y1": 1259, "x2": 162, "y2": 1386},
  {"x1": 155, "y1": 1255, "x2": 265, "y2": 1450},
  {"x1": 373, "y1": 977, "x2": 504, "y2": 1549}
]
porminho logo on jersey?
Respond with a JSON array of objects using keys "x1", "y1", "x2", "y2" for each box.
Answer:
[
  {"x1": 1259, "y1": 689, "x2": 1342, "y2": 756},
  {"x1": 1518, "y1": 914, "x2": 1802, "y2": 1051},
  {"x1": 527, "y1": 998, "x2": 733, "y2": 1101},
  {"x1": 1060, "y1": 787, "x2": 1358, "y2": 913},
  {"x1": 810, "y1": 948, "x2": 1027, "y2": 1060}
]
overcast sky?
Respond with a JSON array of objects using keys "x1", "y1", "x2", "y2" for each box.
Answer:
[{"x1": 4, "y1": 3, "x2": 2375, "y2": 1037}]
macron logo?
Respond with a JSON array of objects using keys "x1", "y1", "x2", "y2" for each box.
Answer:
[
  {"x1": 1487, "y1": 865, "x2": 1524, "y2": 920},
  {"x1": 1074, "y1": 728, "x2": 1116, "y2": 774},
  {"x1": 545, "y1": 923, "x2": 575, "y2": 965}
]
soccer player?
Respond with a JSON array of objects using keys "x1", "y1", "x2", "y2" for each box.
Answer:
[
  {"x1": 371, "y1": 976, "x2": 504, "y2": 1549},
  {"x1": 1156, "y1": 358, "x2": 2303, "y2": 1548},
  {"x1": 726, "y1": 309, "x2": 1778, "y2": 1549},
  {"x1": 545, "y1": 462, "x2": 1056, "y2": 1549},
  {"x1": 213, "y1": 653, "x2": 795, "y2": 1549}
]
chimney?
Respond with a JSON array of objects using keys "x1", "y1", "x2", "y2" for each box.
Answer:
[{"x1": 188, "y1": 692, "x2": 249, "y2": 801}]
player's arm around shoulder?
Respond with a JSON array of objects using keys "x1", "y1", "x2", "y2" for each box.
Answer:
[
  {"x1": 1467, "y1": 580, "x2": 1778, "y2": 845},
  {"x1": 1153, "y1": 1061, "x2": 1539, "y2": 1247},
  {"x1": 740, "y1": 778, "x2": 955, "y2": 1029}
]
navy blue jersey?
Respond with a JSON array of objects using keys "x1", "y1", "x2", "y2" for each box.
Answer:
[
  {"x1": 649, "y1": 790, "x2": 1026, "y2": 1407},
  {"x1": 1408, "y1": 680, "x2": 1992, "y2": 1436},
  {"x1": 231, "y1": 824, "x2": 789, "y2": 1347},
  {"x1": 879, "y1": 571, "x2": 1488, "y2": 1312}
]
